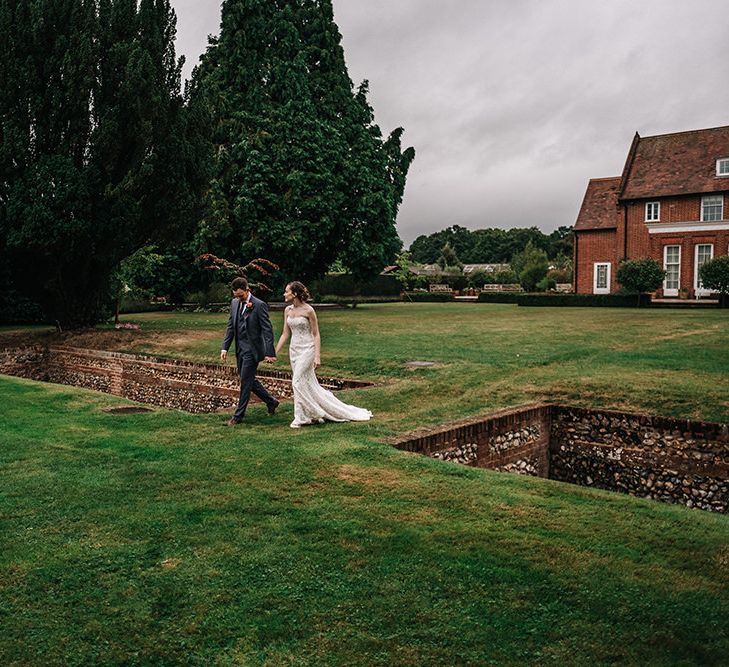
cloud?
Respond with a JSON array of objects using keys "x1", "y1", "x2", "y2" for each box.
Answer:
[{"x1": 171, "y1": 0, "x2": 729, "y2": 245}]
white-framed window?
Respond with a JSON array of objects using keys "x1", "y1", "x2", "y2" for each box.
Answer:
[
  {"x1": 593, "y1": 262, "x2": 611, "y2": 294},
  {"x1": 717, "y1": 158, "x2": 729, "y2": 176},
  {"x1": 694, "y1": 243, "x2": 714, "y2": 295},
  {"x1": 663, "y1": 245, "x2": 681, "y2": 297},
  {"x1": 701, "y1": 195, "x2": 723, "y2": 221},
  {"x1": 645, "y1": 201, "x2": 660, "y2": 222}
]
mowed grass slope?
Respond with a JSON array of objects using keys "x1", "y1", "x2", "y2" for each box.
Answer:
[{"x1": 1, "y1": 303, "x2": 728, "y2": 665}]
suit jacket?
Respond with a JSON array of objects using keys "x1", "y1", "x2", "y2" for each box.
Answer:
[{"x1": 222, "y1": 295, "x2": 276, "y2": 365}]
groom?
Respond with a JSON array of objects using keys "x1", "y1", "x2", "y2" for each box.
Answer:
[{"x1": 220, "y1": 277, "x2": 279, "y2": 425}]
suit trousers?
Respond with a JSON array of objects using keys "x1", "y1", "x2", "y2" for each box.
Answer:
[{"x1": 234, "y1": 348, "x2": 276, "y2": 421}]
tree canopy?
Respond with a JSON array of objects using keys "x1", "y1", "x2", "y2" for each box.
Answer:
[
  {"x1": 0, "y1": 0, "x2": 209, "y2": 328},
  {"x1": 192, "y1": 0, "x2": 414, "y2": 285},
  {"x1": 409, "y1": 225, "x2": 573, "y2": 265},
  {"x1": 617, "y1": 257, "x2": 665, "y2": 306}
]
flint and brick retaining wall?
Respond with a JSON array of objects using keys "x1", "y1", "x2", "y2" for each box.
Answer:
[
  {"x1": 390, "y1": 404, "x2": 550, "y2": 475},
  {"x1": 551, "y1": 406, "x2": 729, "y2": 513},
  {"x1": 0, "y1": 346, "x2": 371, "y2": 414},
  {"x1": 390, "y1": 403, "x2": 729, "y2": 513}
]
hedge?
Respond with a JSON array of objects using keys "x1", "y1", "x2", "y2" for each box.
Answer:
[
  {"x1": 516, "y1": 293, "x2": 652, "y2": 307},
  {"x1": 319, "y1": 295, "x2": 401, "y2": 307},
  {"x1": 311, "y1": 274, "x2": 401, "y2": 297},
  {"x1": 476, "y1": 292, "x2": 522, "y2": 304},
  {"x1": 402, "y1": 292, "x2": 454, "y2": 302}
]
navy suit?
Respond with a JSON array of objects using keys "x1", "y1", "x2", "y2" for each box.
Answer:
[{"x1": 222, "y1": 295, "x2": 277, "y2": 421}]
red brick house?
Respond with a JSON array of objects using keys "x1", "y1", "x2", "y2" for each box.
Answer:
[{"x1": 574, "y1": 125, "x2": 729, "y2": 297}]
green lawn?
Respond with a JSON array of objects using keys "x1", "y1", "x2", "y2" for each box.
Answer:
[{"x1": 2, "y1": 303, "x2": 728, "y2": 665}]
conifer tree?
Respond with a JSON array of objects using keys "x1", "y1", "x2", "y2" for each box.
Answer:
[
  {"x1": 0, "y1": 0, "x2": 209, "y2": 328},
  {"x1": 193, "y1": 0, "x2": 414, "y2": 284}
]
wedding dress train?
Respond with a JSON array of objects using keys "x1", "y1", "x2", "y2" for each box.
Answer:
[{"x1": 287, "y1": 316, "x2": 372, "y2": 428}]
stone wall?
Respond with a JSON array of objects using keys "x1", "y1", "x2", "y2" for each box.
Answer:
[
  {"x1": 0, "y1": 346, "x2": 371, "y2": 414},
  {"x1": 389, "y1": 403, "x2": 728, "y2": 513},
  {"x1": 389, "y1": 403, "x2": 550, "y2": 476},
  {"x1": 550, "y1": 406, "x2": 729, "y2": 513}
]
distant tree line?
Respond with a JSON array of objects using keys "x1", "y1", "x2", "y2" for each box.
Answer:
[{"x1": 409, "y1": 225, "x2": 573, "y2": 265}]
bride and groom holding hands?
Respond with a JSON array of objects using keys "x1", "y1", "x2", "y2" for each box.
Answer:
[{"x1": 220, "y1": 277, "x2": 371, "y2": 429}]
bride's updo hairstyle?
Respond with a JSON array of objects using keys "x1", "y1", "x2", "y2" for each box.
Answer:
[{"x1": 288, "y1": 281, "x2": 311, "y2": 302}]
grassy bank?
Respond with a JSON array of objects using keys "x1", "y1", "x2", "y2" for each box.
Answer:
[{"x1": 1, "y1": 303, "x2": 728, "y2": 664}]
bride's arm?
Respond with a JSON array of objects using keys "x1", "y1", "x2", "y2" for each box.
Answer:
[
  {"x1": 308, "y1": 308, "x2": 321, "y2": 369},
  {"x1": 275, "y1": 307, "x2": 291, "y2": 355}
]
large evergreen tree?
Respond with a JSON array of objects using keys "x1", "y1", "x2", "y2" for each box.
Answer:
[
  {"x1": 193, "y1": 0, "x2": 414, "y2": 284},
  {"x1": 0, "y1": 0, "x2": 209, "y2": 328}
]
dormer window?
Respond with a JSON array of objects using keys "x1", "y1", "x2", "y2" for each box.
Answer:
[
  {"x1": 645, "y1": 201, "x2": 660, "y2": 222},
  {"x1": 717, "y1": 158, "x2": 729, "y2": 176}
]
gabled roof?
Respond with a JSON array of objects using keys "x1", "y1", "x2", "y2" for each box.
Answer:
[
  {"x1": 620, "y1": 125, "x2": 729, "y2": 200},
  {"x1": 574, "y1": 177, "x2": 620, "y2": 231}
]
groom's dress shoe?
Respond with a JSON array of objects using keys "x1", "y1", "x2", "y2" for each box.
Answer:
[
  {"x1": 268, "y1": 399, "x2": 280, "y2": 416},
  {"x1": 226, "y1": 418, "x2": 241, "y2": 426}
]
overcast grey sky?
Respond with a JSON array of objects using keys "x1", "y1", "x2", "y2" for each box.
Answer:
[{"x1": 170, "y1": 0, "x2": 729, "y2": 246}]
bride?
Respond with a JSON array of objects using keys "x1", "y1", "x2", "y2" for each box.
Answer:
[{"x1": 275, "y1": 281, "x2": 372, "y2": 429}]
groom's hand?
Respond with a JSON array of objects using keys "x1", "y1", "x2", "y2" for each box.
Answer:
[
  {"x1": 263, "y1": 356, "x2": 276, "y2": 364},
  {"x1": 220, "y1": 350, "x2": 227, "y2": 363}
]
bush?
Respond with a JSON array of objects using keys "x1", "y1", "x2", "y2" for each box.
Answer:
[
  {"x1": 547, "y1": 268, "x2": 571, "y2": 283},
  {"x1": 311, "y1": 274, "x2": 401, "y2": 297},
  {"x1": 511, "y1": 242, "x2": 549, "y2": 291},
  {"x1": 476, "y1": 292, "x2": 522, "y2": 304},
  {"x1": 536, "y1": 277, "x2": 557, "y2": 292},
  {"x1": 319, "y1": 295, "x2": 401, "y2": 307},
  {"x1": 494, "y1": 269, "x2": 519, "y2": 284},
  {"x1": 403, "y1": 292, "x2": 454, "y2": 302},
  {"x1": 466, "y1": 270, "x2": 489, "y2": 288},
  {"x1": 0, "y1": 294, "x2": 46, "y2": 324},
  {"x1": 183, "y1": 282, "x2": 233, "y2": 307},
  {"x1": 444, "y1": 274, "x2": 468, "y2": 291},
  {"x1": 119, "y1": 299, "x2": 171, "y2": 314},
  {"x1": 617, "y1": 258, "x2": 665, "y2": 294},
  {"x1": 517, "y1": 293, "x2": 651, "y2": 307},
  {"x1": 699, "y1": 256, "x2": 729, "y2": 295}
]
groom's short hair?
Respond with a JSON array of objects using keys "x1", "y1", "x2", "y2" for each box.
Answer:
[{"x1": 231, "y1": 277, "x2": 248, "y2": 290}]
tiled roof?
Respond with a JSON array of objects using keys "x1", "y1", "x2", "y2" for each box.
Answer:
[
  {"x1": 621, "y1": 125, "x2": 729, "y2": 200},
  {"x1": 574, "y1": 177, "x2": 620, "y2": 231}
]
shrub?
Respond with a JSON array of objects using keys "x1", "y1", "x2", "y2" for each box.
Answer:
[
  {"x1": 476, "y1": 292, "x2": 522, "y2": 304},
  {"x1": 517, "y1": 293, "x2": 651, "y2": 307},
  {"x1": 699, "y1": 256, "x2": 729, "y2": 295},
  {"x1": 547, "y1": 268, "x2": 571, "y2": 283},
  {"x1": 311, "y1": 274, "x2": 401, "y2": 297},
  {"x1": 320, "y1": 295, "x2": 401, "y2": 307},
  {"x1": 119, "y1": 299, "x2": 172, "y2": 315},
  {"x1": 444, "y1": 274, "x2": 468, "y2": 291},
  {"x1": 403, "y1": 292, "x2": 454, "y2": 302},
  {"x1": 493, "y1": 268, "x2": 519, "y2": 284},
  {"x1": 467, "y1": 270, "x2": 490, "y2": 288},
  {"x1": 511, "y1": 242, "x2": 549, "y2": 291},
  {"x1": 536, "y1": 277, "x2": 557, "y2": 292},
  {"x1": 617, "y1": 258, "x2": 665, "y2": 304}
]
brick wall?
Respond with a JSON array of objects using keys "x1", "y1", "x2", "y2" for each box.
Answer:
[
  {"x1": 574, "y1": 229, "x2": 619, "y2": 294},
  {"x1": 389, "y1": 404, "x2": 728, "y2": 513},
  {"x1": 576, "y1": 193, "x2": 729, "y2": 296},
  {"x1": 0, "y1": 346, "x2": 371, "y2": 413},
  {"x1": 389, "y1": 404, "x2": 551, "y2": 476},
  {"x1": 551, "y1": 406, "x2": 729, "y2": 512}
]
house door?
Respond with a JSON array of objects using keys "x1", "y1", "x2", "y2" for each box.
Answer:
[
  {"x1": 663, "y1": 245, "x2": 680, "y2": 297},
  {"x1": 694, "y1": 244, "x2": 714, "y2": 297}
]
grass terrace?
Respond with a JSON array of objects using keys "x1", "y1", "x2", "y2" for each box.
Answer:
[{"x1": 1, "y1": 303, "x2": 728, "y2": 664}]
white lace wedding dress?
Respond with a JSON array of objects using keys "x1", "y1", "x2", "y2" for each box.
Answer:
[{"x1": 287, "y1": 315, "x2": 372, "y2": 428}]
